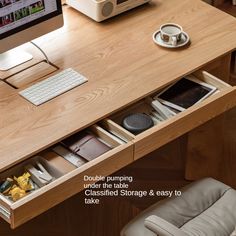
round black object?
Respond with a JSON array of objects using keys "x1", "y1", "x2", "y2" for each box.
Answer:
[{"x1": 122, "y1": 113, "x2": 154, "y2": 135}]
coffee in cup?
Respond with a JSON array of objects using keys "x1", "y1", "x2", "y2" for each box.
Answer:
[{"x1": 160, "y1": 23, "x2": 183, "y2": 46}]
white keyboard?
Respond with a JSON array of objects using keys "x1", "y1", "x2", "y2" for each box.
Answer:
[{"x1": 19, "y1": 68, "x2": 88, "y2": 106}]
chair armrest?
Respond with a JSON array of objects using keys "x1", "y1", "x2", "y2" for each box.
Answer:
[{"x1": 144, "y1": 215, "x2": 188, "y2": 236}]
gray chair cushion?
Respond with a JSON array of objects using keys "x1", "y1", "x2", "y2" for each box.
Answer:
[
  {"x1": 121, "y1": 178, "x2": 236, "y2": 236},
  {"x1": 181, "y1": 188, "x2": 236, "y2": 236}
]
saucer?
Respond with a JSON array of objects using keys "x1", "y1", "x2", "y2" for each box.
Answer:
[{"x1": 152, "y1": 30, "x2": 190, "y2": 48}]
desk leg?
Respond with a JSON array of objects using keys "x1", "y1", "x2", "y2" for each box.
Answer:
[{"x1": 185, "y1": 54, "x2": 232, "y2": 181}]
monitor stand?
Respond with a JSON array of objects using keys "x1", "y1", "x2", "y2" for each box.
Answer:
[{"x1": 0, "y1": 49, "x2": 33, "y2": 71}]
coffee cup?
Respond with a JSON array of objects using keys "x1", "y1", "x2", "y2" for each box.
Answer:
[{"x1": 160, "y1": 23, "x2": 183, "y2": 46}]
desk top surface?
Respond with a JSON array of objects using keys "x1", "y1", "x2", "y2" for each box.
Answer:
[{"x1": 0, "y1": 0, "x2": 236, "y2": 171}]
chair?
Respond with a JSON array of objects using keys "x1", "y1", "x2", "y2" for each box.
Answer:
[{"x1": 121, "y1": 178, "x2": 236, "y2": 236}]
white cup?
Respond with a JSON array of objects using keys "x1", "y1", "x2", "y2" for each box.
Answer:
[{"x1": 160, "y1": 23, "x2": 183, "y2": 46}]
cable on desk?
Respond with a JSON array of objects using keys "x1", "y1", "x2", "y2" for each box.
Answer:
[{"x1": 30, "y1": 41, "x2": 50, "y2": 64}]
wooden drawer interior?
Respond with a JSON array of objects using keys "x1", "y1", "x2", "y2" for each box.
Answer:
[
  {"x1": 0, "y1": 124, "x2": 133, "y2": 228},
  {"x1": 99, "y1": 119, "x2": 135, "y2": 143},
  {"x1": 110, "y1": 71, "x2": 232, "y2": 135},
  {"x1": 107, "y1": 71, "x2": 236, "y2": 158}
]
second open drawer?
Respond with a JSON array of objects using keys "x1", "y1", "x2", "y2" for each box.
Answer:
[
  {"x1": 107, "y1": 71, "x2": 236, "y2": 160},
  {"x1": 0, "y1": 124, "x2": 134, "y2": 229}
]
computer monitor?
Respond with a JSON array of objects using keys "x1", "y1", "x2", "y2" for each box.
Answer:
[{"x1": 0, "y1": 0, "x2": 63, "y2": 71}]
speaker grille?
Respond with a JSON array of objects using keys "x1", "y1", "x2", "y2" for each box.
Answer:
[{"x1": 102, "y1": 2, "x2": 114, "y2": 17}]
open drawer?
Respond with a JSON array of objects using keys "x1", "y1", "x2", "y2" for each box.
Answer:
[
  {"x1": 0, "y1": 125, "x2": 133, "y2": 228},
  {"x1": 108, "y1": 71, "x2": 236, "y2": 160}
]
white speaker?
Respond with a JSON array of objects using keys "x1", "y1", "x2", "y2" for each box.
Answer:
[{"x1": 66, "y1": 0, "x2": 151, "y2": 22}]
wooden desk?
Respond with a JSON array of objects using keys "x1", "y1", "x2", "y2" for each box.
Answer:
[{"x1": 0, "y1": 0, "x2": 236, "y2": 228}]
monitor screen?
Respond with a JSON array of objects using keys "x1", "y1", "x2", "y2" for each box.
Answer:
[{"x1": 0, "y1": 0, "x2": 62, "y2": 40}]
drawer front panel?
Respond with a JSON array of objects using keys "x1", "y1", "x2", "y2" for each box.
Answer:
[{"x1": 0, "y1": 204, "x2": 11, "y2": 223}]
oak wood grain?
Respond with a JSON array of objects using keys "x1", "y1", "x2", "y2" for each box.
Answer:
[
  {"x1": 1, "y1": 0, "x2": 236, "y2": 171},
  {"x1": 0, "y1": 0, "x2": 235, "y2": 233},
  {"x1": 6, "y1": 62, "x2": 58, "y2": 89}
]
